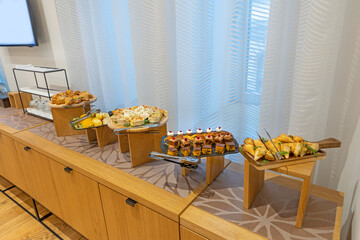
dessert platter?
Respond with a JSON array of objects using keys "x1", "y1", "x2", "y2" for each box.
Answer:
[
  {"x1": 49, "y1": 90, "x2": 97, "y2": 108},
  {"x1": 240, "y1": 132, "x2": 341, "y2": 170},
  {"x1": 69, "y1": 109, "x2": 110, "y2": 130},
  {"x1": 161, "y1": 127, "x2": 239, "y2": 158},
  {"x1": 107, "y1": 105, "x2": 168, "y2": 133}
]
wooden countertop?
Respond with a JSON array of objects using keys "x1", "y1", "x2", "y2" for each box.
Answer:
[
  {"x1": 0, "y1": 108, "x2": 208, "y2": 222},
  {"x1": 181, "y1": 162, "x2": 343, "y2": 240}
]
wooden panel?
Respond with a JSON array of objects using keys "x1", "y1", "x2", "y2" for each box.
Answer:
[
  {"x1": 13, "y1": 141, "x2": 63, "y2": 218},
  {"x1": 7, "y1": 92, "x2": 32, "y2": 109},
  {"x1": 118, "y1": 134, "x2": 129, "y2": 153},
  {"x1": 95, "y1": 125, "x2": 117, "y2": 147},
  {"x1": 49, "y1": 160, "x2": 107, "y2": 240},
  {"x1": 100, "y1": 184, "x2": 179, "y2": 240},
  {"x1": 128, "y1": 132, "x2": 156, "y2": 167},
  {"x1": 0, "y1": 133, "x2": 29, "y2": 192},
  {"x1": 13, "y1": 130, "x2": 195, "y2": 222},
  {"x1": 181, "y1": 206, "x2": 266, "y2": 240},
  {"x1": 180, "y1": 226, "x2": 207, "y2": 240},
  {"x1": 51, "y1": 107, "x2": 88, "y2": 137},
  {"x1": 206, "y1": 156, "x2": 225, "y2": 185},
  {"x1": 243, "y1": 159, "x2": 264, "y2": 209}
]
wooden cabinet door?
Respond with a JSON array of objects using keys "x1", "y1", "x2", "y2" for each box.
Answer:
[
  {"x1": 99, "y1": 184, "x2": 179, "y2": 240},
  {"x1": 0, "y1": 133, "x2": 28, "y2": 192},
  {"x1": 180, "y1": 226, "x2": 208, "y2": 240},
  {"x1": 49, "y1": 160, "x2": 107, "y2": 240},
  {"x1": 13, "y1": 141, "x2": 63, "y2": 218}
]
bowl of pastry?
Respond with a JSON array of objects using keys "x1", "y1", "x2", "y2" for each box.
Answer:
[
  {"x1": 49, "y1": 90, "x2": 96, "y2": 108},
  {"x1": 107, "y1": 105, "x2": 168, "y2": 131}
]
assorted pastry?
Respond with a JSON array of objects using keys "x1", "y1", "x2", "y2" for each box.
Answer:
[
  {"x1": 107, "y1": 105, "x2": 167, "y2": 129},
  {"x1": 50, "y1": 90, "x2": 94, "y2": 105},
  {"x1": 165, "y1": 127, "x2": 237, "y2": 157},
  {"x1": 71, "y1": 112, "x2": 110, "y2": 129},
  {"x1": 241, "y1": 133, "x2": 319, "y2": 162}
]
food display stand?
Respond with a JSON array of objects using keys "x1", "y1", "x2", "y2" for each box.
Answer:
[{"x1": 240, "y1": 137, "x2": 341, "y2": 228}]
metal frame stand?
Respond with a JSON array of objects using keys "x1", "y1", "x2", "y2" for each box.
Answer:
[
  {"x1": 12, "y1": 66, "x2": 70, "y2": 118},
  {"x1": 0, "y1": 185, "x2": 63, "y2": 240}
]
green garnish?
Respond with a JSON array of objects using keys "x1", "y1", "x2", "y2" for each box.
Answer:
[
  {"x1": 253, "y1": 146, "x2": 262, "y2": 151},
  {"x1": 239, "y1": 146, "x2": 244, "y2": 153},
  {"x1": 261, "y1": 137, "x2": 268, "y2": 143},
  {"x1": 279, "y1": 151, "x2": 288, "y2": 156},
  {"x1": 262, "y1": 160, "x2": 269, "y2": 163},
  {"x1": 306, "y1": 145, "x2": 318, "y2": 158},
  {"x1": 114, "y1": 120, "x2": 118, "y2": 124},
  {"x1": 145, "y1": 119, "x2": 150, "y2": 124},
  {"x1": 124, "y1": 124, "x2": 130, "y2": 127},
  {"x1": 278, "y1": 142, "x2": 282, "y2": 145}
]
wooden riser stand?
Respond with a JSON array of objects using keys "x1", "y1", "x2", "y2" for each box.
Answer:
[
  {"x1": 51, "y1": 105, "x2": 90, "y2": 137},
  {"x1": 85, "y1": 126, "x2": 118, "y2": 147},
  {"x1": 117, "y1": 124, "x2": 168, "y2": 167}
]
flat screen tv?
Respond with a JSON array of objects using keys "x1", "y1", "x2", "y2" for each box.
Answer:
[{"x1": 0, "y1": 0, "x2": 38, "y2": 47}]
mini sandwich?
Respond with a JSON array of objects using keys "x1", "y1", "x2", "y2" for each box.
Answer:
[
  {"x1": 215, "y1": 143, "x2": 225, "y2": 154},
  {"x1": 167, "y1": 147, "x2": 178, "y2": 156},
  {"x1": 130, "y1": 117, "x2": 145, "y2": 127},
  {"x1": 225, "y1": 142, "x2": 236, "y2": 152},
  {"x1": 181, "y1": 147, "x2": 191, "y2": 156},
  {"x1": 215, "y1": 134, "x2": 224, "y2": 144},
  {"x1": 193, "y1": 146, "x2": 202, "y2": 157},
  {"x1": 168, "y1": 137, "x2": 179, "y2": 148},
  {"x1": 148, "y1": 113, "x2": 161, "y2": 123},
  {"x1": 202, "y1": 145, "x2": 212, "y2": 155}
]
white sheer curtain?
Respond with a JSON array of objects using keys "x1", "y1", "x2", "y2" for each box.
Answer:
[
  {"x1": 55, "y1": 0, "x2": 270, "y2": 140},
  {"x1": 55, "y1": 0, "x2": 359, "y2": 236}
]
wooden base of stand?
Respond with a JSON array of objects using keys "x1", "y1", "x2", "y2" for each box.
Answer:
[
  {"x1": 116, "y1": 124, "x2": 167, "y2": 167},
  {"x1": 51, "y1": 106, "x2": 90, "y2": 137},
  {"x1": 8, "y1": 92, "x2": 32, "y2": 109},
  {"x1": 243, "y1": 159, "x2": 315, "y2": 228},
  {"x1": 85, "y1": 126, "x2": 118, "y2": 147},
  {"x1": 181, "y1": 156, "x2": 226, "y2": 185}
]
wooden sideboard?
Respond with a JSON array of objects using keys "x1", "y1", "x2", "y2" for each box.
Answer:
[{"x1": 0, "y1": 108, "x2": 343, "y2": 240}]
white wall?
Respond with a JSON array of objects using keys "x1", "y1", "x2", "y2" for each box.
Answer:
[{"x1": 0, "y1": 0, "x2": 72, "y2": 92}]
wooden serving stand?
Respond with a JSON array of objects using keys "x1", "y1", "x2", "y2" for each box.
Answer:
[
  {"x1": 49, "y1": 97, "x2": 96, "y2": 137},
  {"x1": 241, "y1": 138, "x2": 341, "y2": 228},
  {"x1": 116, "y1": 116, "x2": 168, "y2": 167},
  {"x1": 85, "y1": 125, "x2": 118, "y2": 147}
]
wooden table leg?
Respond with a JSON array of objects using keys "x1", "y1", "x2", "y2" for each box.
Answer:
[
  {"x1": 295, "y1": 167, "x2": 314, "y2": 228},
  {"x1": 206, "y1": 156, "x2": 225, "y2": 185},
  {"x1": 95, "y1": 126, "x2": 117, "y2": 147},
  {"x1": 243, "y1": 159, "x2": 264, "y2": 209},
  {"x1": 118, "y1": 135, "x2": 129, "y2": 153},
  {"x1": 85, "y1": 129, "x2": 97, "y2": 142}
]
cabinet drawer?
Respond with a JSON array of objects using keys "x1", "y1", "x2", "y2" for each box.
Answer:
[
  {"x1": 0, "y1": 133, "x2": 28, "y2": 192},
  {"x1": 49, "y1": 160, "x2": 107, "y2": 240},
  {"x1": 14, "y1": 141, "x2": 63, "y2": 218},
  {"x1": 180, "y1": 226, "x2": 208, "y2": 240},
  {"x1": 99, "y1": 184, "x2": 179, "y2": 240}
]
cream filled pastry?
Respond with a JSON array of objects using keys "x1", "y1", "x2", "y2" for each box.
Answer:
[
  {"x1": 167, "y1": 131, "x2": 174, "y2": 137},
  {"x1": 216, "y1": 126, "x2": 222, "y2": 133},
  {"x1": 186, "y1": 129, "x2": 193, "y2": 135},
  {"x1": 177, "y1": 131, "x2": 184, "y2": 136},
  {"x1": 206, "y1": 128, "x2": 212, "y2": 133},
  {"x1": 196, "y1": 128, "x2": 203, "y2": 134}
]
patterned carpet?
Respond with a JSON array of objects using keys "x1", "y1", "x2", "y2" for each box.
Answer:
[
  {"x1": 192, "y1": 163, "x2": 338, "y2": 240},
  {"x1": 0, "y1": 113, "x2": 48, "y2": 130}
]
